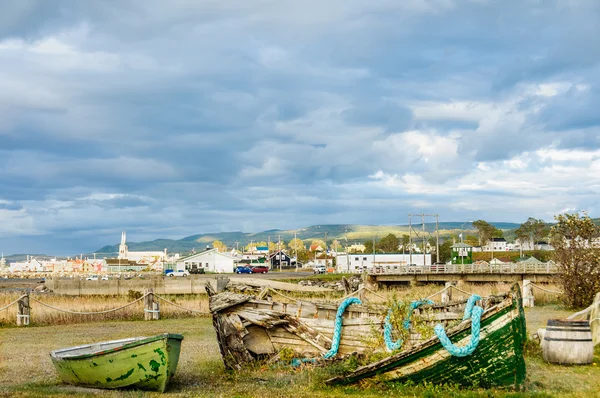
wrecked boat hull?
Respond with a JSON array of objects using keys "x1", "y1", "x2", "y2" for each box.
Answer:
[
  {"x1": 50, "y1": 333, "x2": 183, "y2": 392},
  {"x1": 208, "y1": 283, "x2": 526, "y2": 389},
  {"x1": 327, "y1": 285, "x2": 527, "y2": 388}
]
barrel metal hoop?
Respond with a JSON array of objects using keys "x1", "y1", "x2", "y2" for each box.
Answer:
[{"x1": 544, "y1": 337, "x2": 593, "y2": 342}]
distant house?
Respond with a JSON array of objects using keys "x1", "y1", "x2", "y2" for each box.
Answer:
[
  {"x1": 269, "y1": 250, "x2": 295, "y2": 269},
  {"x1": 482, "y1": 238, "x2": 508, "y2": 252},
  {"x1": 105, "y1": 258, "x2": 146, "y2": 272},
  {"x1": 177, "y1": 248, "x2": 236, "y2": 273}
]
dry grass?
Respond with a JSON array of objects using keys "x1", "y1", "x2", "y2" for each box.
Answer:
[
  {"x1": 0, "y1": 293, "x2": 209, "y2": 327},
  {"x1": 0, "y1": 307, "x2": 599, "y2": 398}
]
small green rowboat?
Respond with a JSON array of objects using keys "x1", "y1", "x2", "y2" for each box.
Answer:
[{"x1": 50, "y1": 333, "x2": 183, "y2": 392}]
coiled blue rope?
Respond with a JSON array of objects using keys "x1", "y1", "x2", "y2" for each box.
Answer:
[
  {"x1": 384, "y1": 299, "x2": 434, "y2": 352},
  {"x1": 434, "y1": 294, "x2": 483, "y2": 357}
]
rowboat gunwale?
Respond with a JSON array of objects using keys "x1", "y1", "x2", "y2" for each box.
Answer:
[
  {"x1": 51, "y1": 333, "x2": 184, "y2": 361},
  {"x1": 325, "y1": 283, "x2": 527, "y2": 388}
]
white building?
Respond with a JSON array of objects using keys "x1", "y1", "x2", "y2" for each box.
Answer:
[
  {"x1": 177, "y1": 249, "x2": 237, "y2": 273},
  {"x1": 337, "y1": 253, "x2": 432, "y2": 273},
  {"x1": 118, "y1": 231, "x2": 167, "y2": 270},
  {"x1": 482, "y1": 238, "x2": 508, "y2": 252}
]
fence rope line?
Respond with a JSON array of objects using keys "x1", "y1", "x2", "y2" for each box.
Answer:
[
  {"x1": 449, "y1": 285, "x2": 475, "y2": 296},
  {"x1": 425, "y1": 287, "x2": 448, "y2": 301},
  {"x1": 529, "y1": 283, "x2": 564, "y2": 294},
  {"x1": 29, "y1": 294, "x2": 148, "y2": 315},
  {"x1": 154, "y1": 294, "x2": 210, "y2": 314},
  {"x1": 335, "y1": 287, "x2": 387, "y2": 302},
  {"x1": 0, "y1": 295, "x2": 27, "y2": 312},
  {"x1": 267, "y1": 288, "x2": 303, "y2": 303}
]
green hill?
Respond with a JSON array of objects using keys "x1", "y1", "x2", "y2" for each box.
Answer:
[{"x1": 93, "y1": 222, "x2": 521, "y2": 256}]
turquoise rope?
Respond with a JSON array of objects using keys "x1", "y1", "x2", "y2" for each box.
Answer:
[
  {"x1": 384, "y1": 299, "x2": 434, "y2": 352},
  {"x1": 323, "y1": 297, "x2": 362, "y2": 359},
  {"x1": 291, "y1": 297, "x2": 362, "y2": 366},
  {"x1": 434, "y1": 295, "x2": 483, "y2": 357}
]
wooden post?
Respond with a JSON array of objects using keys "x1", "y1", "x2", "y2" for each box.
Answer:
[
  {"x1": 216, "y1": 276, "x2": 230, "y2": 293},
  {"x1": 523, "y1": 280, "x2": 534, "y2": 308},
  {"x1": 357, "y1": 284, "x2": 366, "y2": 302},
  {"x1": 152, "y1": 301, "x2": 160, "y2": 320},
  {"x1": 144, "y1": 288, "x2": 158, "y2": 320},
  {"x1": 441, "y1": 282, "x2": 454, "y2": 304},
  {"x1": 590, "y1": 292, "x2": 600, "y2": 346},
  {"x1": 17, "y1": 294, "x2": 30, "y2": 326}
]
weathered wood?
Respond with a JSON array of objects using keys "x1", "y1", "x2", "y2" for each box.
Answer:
[
  {"x1": 283, "y1": 317, "x2": 333, "y2": 353},
  {"x1": 591, "y1": 292, "x2": 600, "y2": 346},
  {"x1": 216, "y1": 276, "x2": 230, "y2": 293},
  {"x1": 522, "y1": 280, "x2": 534, "y2": 308},
  {"x1": 210, "y1": 292, "x2": 252, "y2": 313},
  {"x1": 342, "y1": 277, "x2": 352, "y2": 295},
  {"x1": 152, "y1": 301, "x2": 160, "y2": 320},
  {"x1": 441, "y1": 282, "x2": 454, "y2": 304},
  {"x1": 243, "y1": 325, "x2": 275, "y2": 355},
  {"x1": 235, "y1": 309, "x2": 289, "y2": 328},
  {"x1": 17, "y1": 294, "x2": 30, "y2": 326},
  {"x1": 144, "y1": 288, "x2": 154, "y2": 321}
]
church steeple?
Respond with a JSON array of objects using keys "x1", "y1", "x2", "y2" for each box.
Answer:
[{"x1": 118, "y1": 231, "x2": 128, "y2": 259}]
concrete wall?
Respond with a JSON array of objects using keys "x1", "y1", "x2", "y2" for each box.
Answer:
[{"x1": 46, "y1": 277, "x2": 213, "y2": 296}]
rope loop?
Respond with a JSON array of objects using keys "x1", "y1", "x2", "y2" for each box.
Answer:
[{"x1": 434, "y1": 294, "x2": 483, "y2": 357}]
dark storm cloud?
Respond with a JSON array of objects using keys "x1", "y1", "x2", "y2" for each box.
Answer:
[{"x1": 1, "y1": 0, "x2": 600, "y2": 254}]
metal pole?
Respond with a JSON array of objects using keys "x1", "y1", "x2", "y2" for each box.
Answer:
[
  {"x1": 409, "y1": 214, "x2": 412, "y2": 266},
  {"x1": 294, "y1": 231, "x2": 298, "y2": 272},
  {"x1": 436, "y1": 214, "x2": 440, "y2": 264}
]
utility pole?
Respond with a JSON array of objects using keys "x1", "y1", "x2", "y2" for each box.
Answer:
[
  {"x1": 345, "y1": 227, "x2": 349, "y2": 273},
  {"x1": 324, "y1": 232, "x2": 328, "y2": 267},
  {"x1": 294, "y1": 230, "x2": 298, "y2": 273},
  {"x1": 277, "y1": 235, "x2": 282, "y2": 272}
]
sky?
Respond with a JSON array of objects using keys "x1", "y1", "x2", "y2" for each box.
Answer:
[{"x1": 1, "y1": 0, "x2": 600, "y2": 255}]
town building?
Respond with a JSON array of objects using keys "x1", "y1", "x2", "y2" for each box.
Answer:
[
  {"x1": 336, "y1": 253, "x2": 432, "y2": 273},
  {"x1": 117, "y1": 231, "x2": 167, "y2": 270},
  {"x1": 177, "y1": 248, "x2": 237, "y2": 273}
]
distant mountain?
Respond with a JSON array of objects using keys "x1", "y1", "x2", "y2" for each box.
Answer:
[{"x1": 93, "y1": 222, "x2": 521, "y2": 256}]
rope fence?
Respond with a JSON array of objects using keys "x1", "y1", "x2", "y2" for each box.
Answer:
[
  {"x1": 0, "y1": 295, "x2": 27, "y2": 312},
  {"x1": 529, "y1": 283, "x2": 564, "y2": 295},
  {"x1": 154, "y1": 294, "x2": 210, "y2": 314},
  {"x1": 0, "y1": 290, "x2": 211, "y2": 326},
  {"x1": 28, "y1": 294, "x2": 149, "y2": 315}
]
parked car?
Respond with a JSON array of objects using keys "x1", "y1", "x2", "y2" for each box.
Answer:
[
  {"x1": 85, "y1": 275, "x2": 99, "y2": 281},
  {"x1": 101, "y1": 275, "x2": 109, "y2": 281},
  {"x1": 235, "y1": 265, "x2": 253, "y2": 274},
  {"x1": 190, "y1": 267, "x2": 205, "y2": 274},
  {"x1": 167, "y1": 270, "x2": 190, "y2": 277},
  {"x1": 313, "y1": 265, "x2": 327, "y2": 274},
  {"x1": 250, "y1": 265, "x2": 269, "y2": 274}
]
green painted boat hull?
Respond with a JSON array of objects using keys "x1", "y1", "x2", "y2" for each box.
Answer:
[
  {"x1": 51, "y1": 333, "x2": 183, "y2": 392},
  {"x1": 327, "y1": 285, "x2": 527, "y2": 388}
]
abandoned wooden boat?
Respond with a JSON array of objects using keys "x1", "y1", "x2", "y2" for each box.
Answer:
[
  {"x1": 207, "y1": 283, "x2": 526, "y2": 388},
  {"x1": 50, "y1": 333, "x2": 183, "y2": 392}
]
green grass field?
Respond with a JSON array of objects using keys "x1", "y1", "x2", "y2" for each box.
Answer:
[{"x1": 0, "y1": 305, "x2": 598, "y2": 398}]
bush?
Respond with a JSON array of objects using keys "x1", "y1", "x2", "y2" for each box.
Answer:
[{"x1": 550, "y1": 212, "x2": 600, "y2": 308}]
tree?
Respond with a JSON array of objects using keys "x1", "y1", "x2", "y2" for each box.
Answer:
[
  {"x1": 310, "y1": 239, "x2": 326, "y2": 251},
  {"x1": 288, "y1": 238, "x2": 305, "y2": 253},
  {"x1": 400, "y1": 234, "x2": 410, "y2": 252},
  {"x1": 437, "y1": 239, "x2": 454, "y2": 263},
  {"x1": 330, "y1": 239, "x2": 342, "y2": 252},
  {"x1": 378, "y1": 234, "x2": 399, "y2": 253},
  {"x1": 212, "y1": 240, "x2": 227, "y2": 252},
  {"x1": 464, "y1": 235, "x2": 479, "y2": 247},
  {"x1": 364, "y1": 239, "x2": 375, "y2": 254},
  {"x1": 515, "y1": 217, "x2": 550, "y2": 249},
  {"x1": 550, "y1": 212, "x2": 600, "y2": 308},
  {"x1": 472, "y1": 220, "x2": 502, "y2": 245}
]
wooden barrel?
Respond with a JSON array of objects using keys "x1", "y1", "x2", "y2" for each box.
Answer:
[{"x1": 542, "y1": 319, "x2": 594, "y2": 365}]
